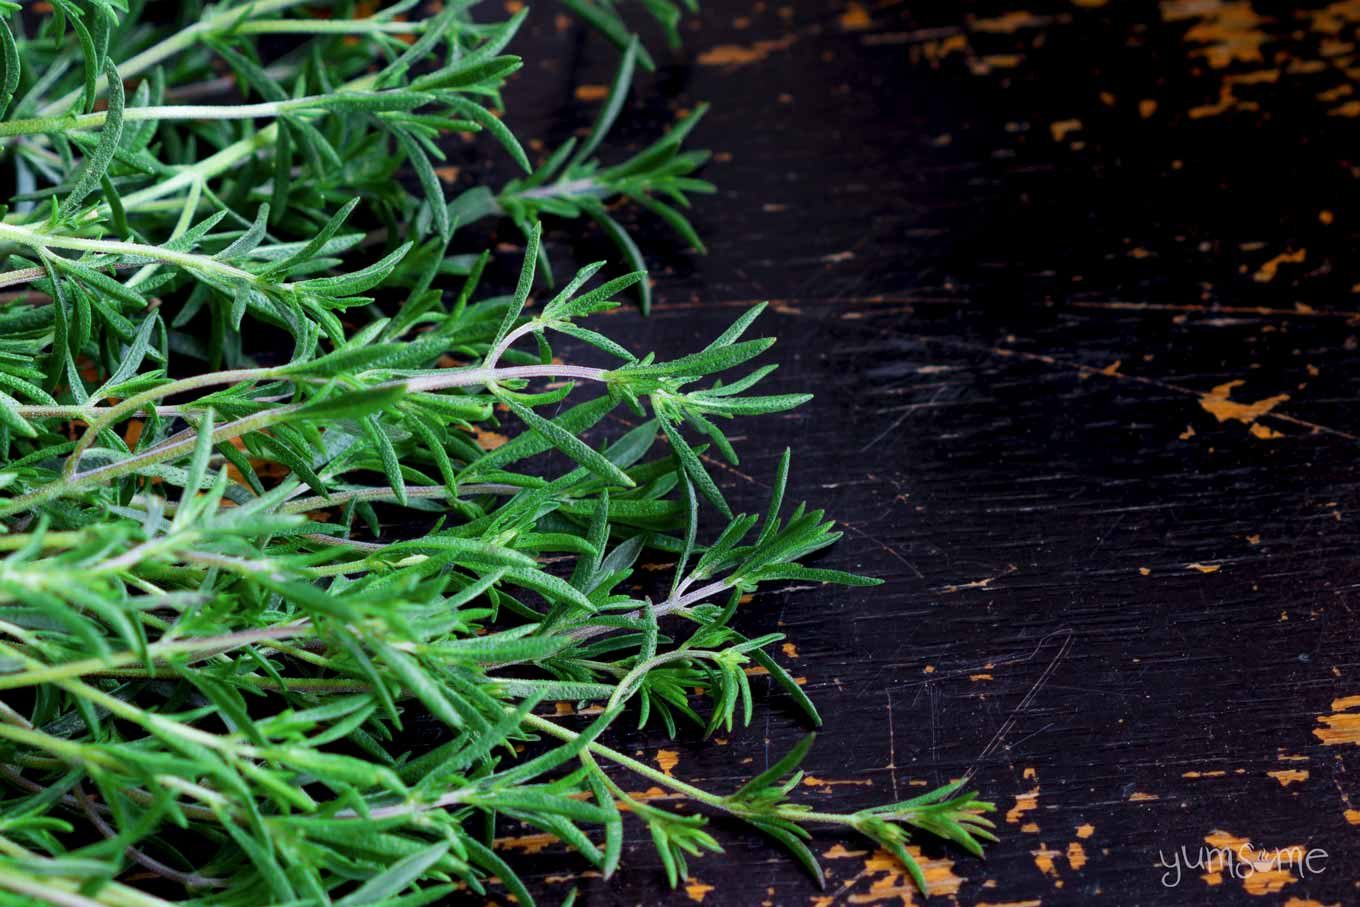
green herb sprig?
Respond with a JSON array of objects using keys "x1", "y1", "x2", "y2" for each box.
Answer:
[{"x1": 0, "y1": 2, "x2": 994, "y2": 904}]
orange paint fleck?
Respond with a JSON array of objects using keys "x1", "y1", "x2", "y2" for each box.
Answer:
[
  {"x1": 824, "y1": 843, "x2": 867, "y2": 859},
  {"x1": 1128, "y1": 791, "x2": 1159, "y2": 802},
  {"x1": 781, "y1": 642, "x2": 799, "y2": 659},
  {"x1": 802, "y1": 775, "x2": 873, "y2": 788},
  {"x1": 821, "y1": 843, "x2": 864, "y2": 859},
  {"x1": 1174, "y1": 2, "x2": 1270, "y2": 68},
  {"x1": 1198, "y1": 380, "x2": 1289, "y2": 427},
  {"x1": 1253, "y1": 248, "x2": 1306, "y2": 282},
  {"x1": 684, "y1": 877, "x2": 715, "y2": 903},
  {"x1": 1050, "y1": 118, "x2": 1083, "y2": 141},
  {"x1": 698, "y1": 35, "x2": 795, "y2": 66},
  {"x1": 493, "y1": 832, "x2": 556, "y2": 854},
  {"x1": 1032, "y1": 841, "x2": 1061, "y2": 877},
  {"x1": 1067, "y1": 841, "x2": 1087, "y2": 871},
  {"x1": 656, "y1": 749, "x2": 679, "y2": 776},
  {"x1": 850, "y1": 847, "x2": 963, "y2": 903},
  {"x1": 971, "y1": 11, "x2": 1048, "y2": 32},
  {"x1": 1138, "y1": 567, "x2": 1151, "y2": 576},
  {"x1": 1006, "y1": 787, "x2": 1040, "y2": 824},
  {"x1": 1075, "y1": 823, "x2": 1094, "y2": 838},
  {"x1": 921, "y1": 34, "x2": 969, "y2": 64},
  {"x1": 463, "y1": 425, "x2": 509, "y2": 450},
  {"x1": 1314, "y1": 696, "x2": 1360, "y2": 746},
  {"x1": 840, "y1": 2, "x2": 872, "y2": 30},
  {"x1": 1186, "y1": 563, "x2": 1221, "y2": 574},
  {"x1": 574, "y1": 84, "x2": 608, "y2": 102},
  {"x1": 1267, "y1": 769, "x2": 1309, "y2": 787}
]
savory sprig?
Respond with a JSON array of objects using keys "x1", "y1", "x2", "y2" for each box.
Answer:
[{"x1": 0, "y1": 2, "x2": 994, "y2": 905}]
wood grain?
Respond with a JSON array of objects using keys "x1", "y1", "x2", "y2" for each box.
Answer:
[{"x1": 439, "y1": 1, "x2": 1360, "y2": 903}]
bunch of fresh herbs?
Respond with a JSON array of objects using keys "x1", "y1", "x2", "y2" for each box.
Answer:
[{"x1": 0, "y1": 2, "x2": 995, "y2": 903}]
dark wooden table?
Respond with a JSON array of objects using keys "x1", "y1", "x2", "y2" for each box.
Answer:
[{"x1": 456, "y1": 1, "x2": 1360, "y2": 903}]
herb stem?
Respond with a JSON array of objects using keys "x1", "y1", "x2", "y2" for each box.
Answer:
[
  {"x1": 0, "y1": 626, "x2": 310, "y2": 691},
  {"x1": 3, "y1": 90, "x2": 428, "y2": 140},
  {"x1": 0, "y1": 222, "x2": 259, "y2": 284},
  {"x1": 38, "y1": 0, "x2": 313, "y2": 117},
  {"x1": 522, "y1": 713, "x2": 863, "y2": 828}
]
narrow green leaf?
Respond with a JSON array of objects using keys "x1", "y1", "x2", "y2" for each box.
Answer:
[
  {"x1": 61, "y1": 59, "x2": 124, "y2": 219},
  {"x1": 0, "y1": 22, "x2": 21, "y2": 119},
  {"x1": 490, "y1": 221, "x2": 541, "y2": 353},
  {"x1": 501, "y1": 396, "x2": 634, "y2": 488},
  {"x1": 337, "y1": 841, "x2": 451, "y2": 906},
  {"x1": 569, "y1": 37, "x2": 638, "y2": 168},
  {"x1": 659, "y1": 417, "x2": 730, "y2": 519},
  {"x1": 296, "y1": 242, "x2": 412, "y2": 297},
  {"x1": 585, "y1": 207, "x2": 651, "y2": 314}
]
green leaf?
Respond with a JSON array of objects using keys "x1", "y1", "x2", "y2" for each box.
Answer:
[
  {"x1": 585, "y1": 207, "x2": 652, "y2": 314},
  {"x1": 501, "y1": 396, "x2": 635, "y2": 488},
  {"x1": 490, "y1": 220, "x2": 541, "y2": 354},
  {"x1": 394, "y1": 129, "x2": 450, "y2": 241},
  {"x1": 659, "y1": 417, "x2": 730, "y2": 519},
  {"x1": 750, "y1": 819, "x2": 824, "y2": 887},
  {"x1": 464, "y1": 836, "x2": 536, "y2": 907},
  {"x1": 0, "y1": 21, "x2": 20, "y2": 119},
  {"x1": 337, "y1": 841, "x2": 451, "y2": 906},
  {"x1": 216, "y1": 204, "x2": 270, "y2": 261},
  {"x1": 503, "y1": 566, "x2": 598, "y2": 613},
  {"x1": 618, "y1": 337, "x2": 774, "y2": 380},
  {"x1": 569, "y1": 37, "x2": 638, "y2": 168},
  {"x1": 447, "y1": 96, "x2": 531, "y2": 173},
  {"x1": 362, "y1": 414, "x2": 406, "y2": 506},
  {"x1": 466, "y1": 395, "x2": 616, "y2": 476},
  {"x1": 750, "y1": 646, "x2": 821, "y2": 726},
  {"x1": 89, "y1": 313, "x2": 157, "y2": 403},
  {"x1": 0, "y1": 390, "x2": 37, "y2": 438},
  {"x1": 373, "y1": 640, "x2": 467, "y2": 731},
  {"x1": 297, "y1": 385, "x2": 407, "y2": 421},
  {"x1": 61, "y1": 59, "x2": 124, "y2": 219},
  {"x1": 734, "y1": 734, "x2": 815, "y2": 797},
  {"x1": 412, "y1": 55, "x2": 522, "y2": 91},
  {"x1": 560, "y1": 0, "x2": 658, "y2": 70},
  {"x1": 296, "y1": 242, "x2": 412, "y2": 297}
]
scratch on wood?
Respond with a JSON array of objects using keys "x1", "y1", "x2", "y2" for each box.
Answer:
[{"x1": 968, "y1": 630, "x2": 1074, "y2": 776}]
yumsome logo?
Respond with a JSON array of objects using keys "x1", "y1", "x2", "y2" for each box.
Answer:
[{"x1": 1157, "y1": 839, "x2": 1327, "y2": 889}]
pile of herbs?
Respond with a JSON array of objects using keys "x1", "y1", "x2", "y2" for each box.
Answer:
[{"x1": 0, "y1": 2, "x2": 995, "y2": 904}]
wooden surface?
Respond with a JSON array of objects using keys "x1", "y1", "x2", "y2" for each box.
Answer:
[{"x1": 453, "y1": 1, "x2": 1360, "y2": 904}]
